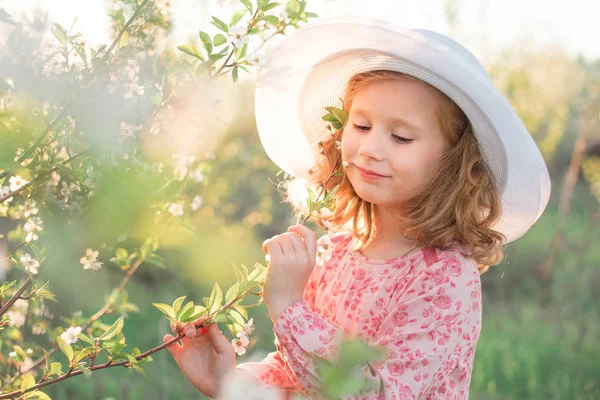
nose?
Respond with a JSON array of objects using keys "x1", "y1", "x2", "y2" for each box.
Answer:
[{"x1": 358, "y1": 128, "x2": 385, "y2": 162}]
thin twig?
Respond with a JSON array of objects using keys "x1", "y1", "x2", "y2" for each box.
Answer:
[
  {"x1": 0, "y1": 152, "x2": 86, "y2": 204},
  {"x1": 0, "y1": 277, "x2": 32, "y2": 317}
]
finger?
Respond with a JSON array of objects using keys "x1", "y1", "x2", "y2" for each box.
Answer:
[
  {"x1": 277, "y1": 235, "x2": 296, "y2": 256},
  {"x1": 263, "y1": 240, "x2": 283, "y2": 261},
  {"x1": 286, "y1": 231, "x2": 305, "y2": 256},
  {"x1": 207, "y1": 323, "x2": 232, "y2": 354},
  {"x1": 183, "y1": 321, "x2": 197, "y2": 338},
  {"x1": 194, "y1": 315, "x2": 208, "y2": 327},
  {"x1": 289, "y1": 225, "x2": 317, "y2": 261},
  {"x1": 163, "y1": 334, "x2": 182, "y2": 355}
]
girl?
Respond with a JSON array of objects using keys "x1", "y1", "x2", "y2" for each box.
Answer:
[{"x1": 163, "y1": 16, "x2": 550, "y2": 399}]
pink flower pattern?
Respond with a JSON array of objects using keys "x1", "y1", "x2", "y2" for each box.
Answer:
[{"x1": 237, "y1": 231, "x2": 482, "y2": 399}]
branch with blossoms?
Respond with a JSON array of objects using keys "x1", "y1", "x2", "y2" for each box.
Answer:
[{"x1": 0, "y1": 0, "x2": 323, "y2": 397}]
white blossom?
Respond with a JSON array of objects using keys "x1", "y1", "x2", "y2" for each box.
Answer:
[
  {"x1": 190, "y1": 195, "x2": 203, "y2": 211},
  {"x1": 60, "y1": 326, "x2": 82, "y2": 345},
  {"x1": 49, "y1": 171, "x2": 61, "y2": 187},
  {"x1": 20, "y1": 198, "x2": 38, "y2": 218},
  {"x1": 123, "y1": 59, "x2": 140, "y2": 80},
  {"x1": 124, "y1": 81, "x2": 145, "y2": 101},
  {"x1": 243, "y1": 318, "x2": 255, "y2": 336},
  {"x1": 316, "y1": 235, "x2": 334, "y2": 266},
  {"x1": 9, "y1": 351, "x2": 17, "y2": 358},
  {"x1": 24, "y1": 216, "x2": 43, "y2": 242},
  {"x1": 80, "y1": 248, "x2": 103, "y2": 270},
  {"x1": 188, "y1": 169, "x2": 205, "y2": 183},
  {"x1": 247, "y1": 53, "x2": 266, "y2": 67},
  {"x1": 60, "y1": 181, "x2": 80, "y2": 202},
  {"x1": 167, "y1": 202, "x2": 184, "y2": 216},
  {"x1": 7, "y1": 299, "x2": 28, "y2": 327},
  {"x1": 228, "y1": 25, "x2": 250, "y2": 50},
  {"x1": 155, "y1": 0, "x2": 171, "y2": 14},
  {"x1": 119, "y1": 122, "x2": 141, "y2": 139},
  {"x1": 0, "y1": 186, "x2": 13, "y2": 204},
  {"x1": 20, "y1": 253, "x2": 39, "y2": 275},
  {"x1": 9, "y1": 175, "x2": 28, "y2": 191},
  {"x1": 231, "y1": 331, "x2": 250, "y2": 355}
]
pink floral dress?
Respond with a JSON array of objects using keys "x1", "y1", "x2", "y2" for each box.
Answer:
[{"x1": 237, "y1": 231, "x2": 482, "y2": 399}]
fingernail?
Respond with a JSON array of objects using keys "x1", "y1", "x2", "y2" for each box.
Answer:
[{"x1": 186, "y1": 329, "x2": 195, "y2": 337}]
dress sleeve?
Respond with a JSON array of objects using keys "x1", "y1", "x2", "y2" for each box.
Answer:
[
  {"x1": 232, "y1": 233, "x2": 346, "y2": 397},
  {"x1": 271, "y1": 250, "x2": 482, "y2": 399},
  {"x1": 235, "y1": 351, "x2": 303, "y2": 397}
]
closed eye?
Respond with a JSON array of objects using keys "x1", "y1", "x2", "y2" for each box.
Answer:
[{"x1": 353, "y1": 124, "x2": 413, "y2": 144}]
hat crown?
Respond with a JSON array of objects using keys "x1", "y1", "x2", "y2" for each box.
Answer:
[{"x1": 414, "y1": 29, "x2": 488, "y2": 77}]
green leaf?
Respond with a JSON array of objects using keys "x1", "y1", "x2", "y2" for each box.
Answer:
[
  {"x1": 21, "y1": 373, "x2": 35, "y2": 392},
  {"x1": 35, "y1": 282, "x2": 58, "y2": 303},
  {"x1": 51, "y1": 23, "x2": 67, "y2": 45},
  {"x1": 225, "y1": 282, "x2": 240, "y2": 304},
  {"x1": 0, "y1": 280, "x2": 16, "y2": 296},
  {"x1": 49, "y1": 361, "x2": 63, "y2": 377},
  {"x1": 233, "y1": 305, "x2": 248, "y2": 319},
  {"x1": 177, "y1": 300, "x2": 194, "y2": 321},
  {"x1": 76, "y1": 363, "x2": 92, "y2": 377},
  {"x1": 145, "y1": 253, "x2": 166, "y2": 269},
  {"x1": 140, "y1": 236, "x2": 157, "y2": 259},
  {"x1": 208, "y1": 282, "x2": 223, "y2": 315},
  {"x1": 99, "y1": 316, "x2": 124, "y2": 341},
  {"x1": 116, "y1": 248, "x2": 128, "y2": 259},
  {"x1": 213, "y1": 33, "x2": 227, "y2": 46},
  {"x1": 211, "y1": 16, "x2": 229, "y2": 33},
  {"x1": 199, "y1": 30, "x2": 212, "y2": 55},
  {"x1": 77, "y1": 333, "x2": 95, "y2": 346},
  {"x1": 247, "y1": 264, "x2": 267, "y2": 282},
  {"x1": 262, "y1": 2, "x2": 281, "y2": 12},
  {"x1": 229, "y1": 9, "x2": 247, "y2": 28},
  {"x1": 228, "y1": 308, "x2": 245, "y2": 326},
  {"x1": 211, "y1": 311, "x2": 236, "y2": 324},
  {"x1": 172, "y1": 296, "x2": 186, "y2": 317},
  {"x1": 132, "y1": 365, "x2": 151, "y2": 381},
  {"x1": 234, "y1": 43, "x2": 248, "y2": 60},
  {"x1": 23, "y1": 390, "x2": 52, "y2": 400},
  {"x1": 177, "y1": 44, "x2": 204, "y2": 61},
  {"x1": 232, "y1": 66, "x2": 239, "y2": 83},
  {"x1": 75, "y1": 347, "x2": 96, "y2": 363},
  {"x1": 240, "y1": 0, "x2": 253, "y2": 12},
  {"x1": 305, "y1": 11, "x2": 319, "y2": 18},
  {"x1": 101, "y1": 332, "x2": 126, "y2": 354},
  {"x1": 262, "y1": 15, "x2": 280, "y2": 26},
  {"x1": 57, "y1": 336, "x2": 73, "y2": 363},
  {"x1": 182, "y1": 305, "x2": 207, "y2": 322},
  {"x1": 153, "y1": 303, "x2": 175, "y2": 319},
  {"x1": 232, "y1": 264, "x2": 244, "y2": 283}
]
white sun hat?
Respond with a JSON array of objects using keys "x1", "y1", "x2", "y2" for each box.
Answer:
[{"x1": 254, "y1": 16, "x2": 551, "y2": 243}]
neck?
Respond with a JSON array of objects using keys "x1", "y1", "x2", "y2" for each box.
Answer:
[{"x1": 358, "y1": 205, "x2": 416, "y2": 258}]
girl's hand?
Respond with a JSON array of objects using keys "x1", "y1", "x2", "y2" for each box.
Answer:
[
  {"x1": 262, "y1": 225, "x2": 317, "y2": 323},
  {"x1": 163, "y1": 316, "x2": 236, "y2": 397}
]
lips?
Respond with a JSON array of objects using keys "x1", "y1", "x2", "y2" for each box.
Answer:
[{"x1": 355, "y1": 165, "x2": 388, "y2": 178}]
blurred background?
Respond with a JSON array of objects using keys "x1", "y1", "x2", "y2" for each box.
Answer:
[{"x1": 0, "y1": 0, "x2": 599, "y2": 399}]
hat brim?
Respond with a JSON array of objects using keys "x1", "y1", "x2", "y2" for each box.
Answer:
[{"x1": 254, "y1": 16, "x2": 551, "y2": 243}]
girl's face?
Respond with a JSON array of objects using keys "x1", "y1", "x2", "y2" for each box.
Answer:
[{"x1": 341, "y1": 78, "x2": 450, "y2": 209}]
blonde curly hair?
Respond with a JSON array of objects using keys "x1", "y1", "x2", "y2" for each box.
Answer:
[{"x1": 285, "y1": 70, "x2": 507, "y2": 274}]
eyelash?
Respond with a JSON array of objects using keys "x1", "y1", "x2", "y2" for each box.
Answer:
[{"x1": 353, "y1": 124, "x2": 413, "y2": 144}]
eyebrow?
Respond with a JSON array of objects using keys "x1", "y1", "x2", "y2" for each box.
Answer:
[{"x1": 351, "y1": 108, "x2": 424, "y2": 133}]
